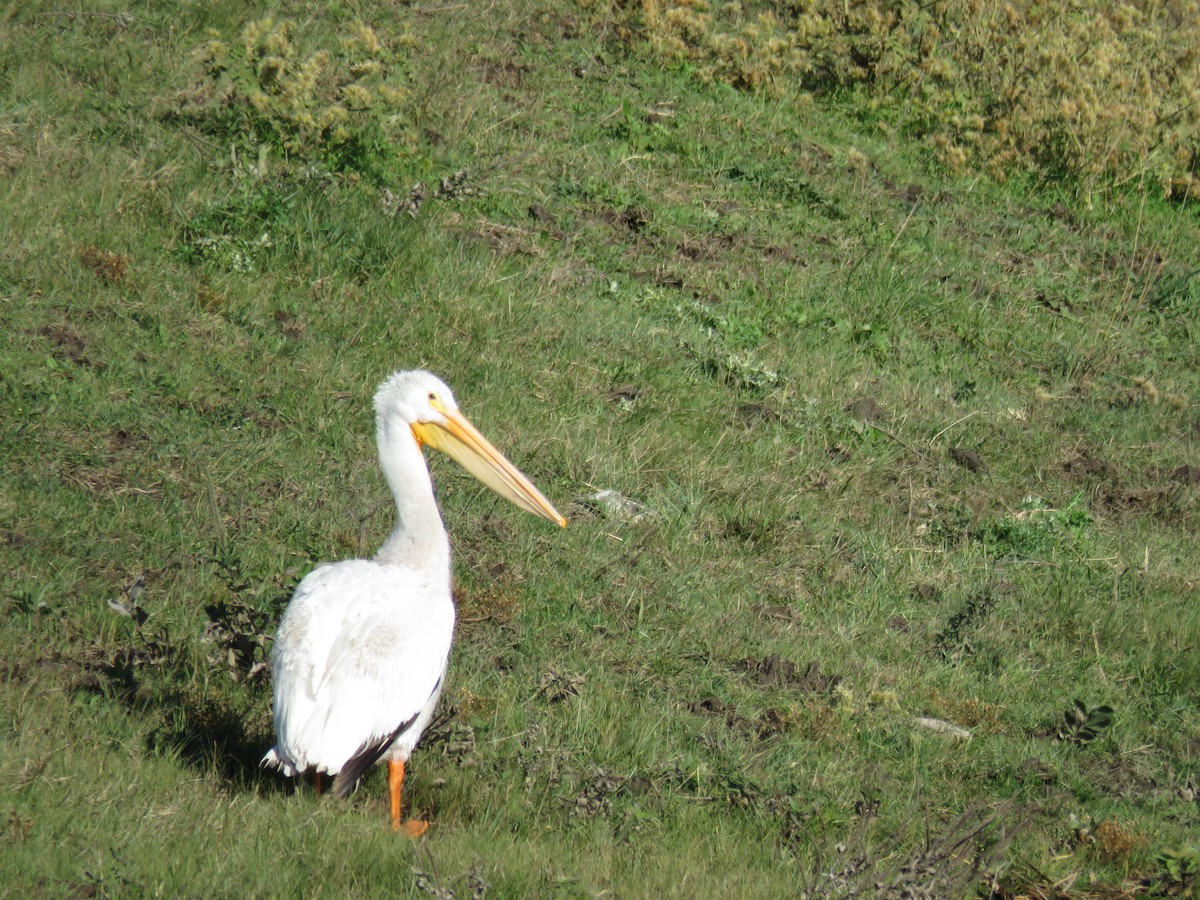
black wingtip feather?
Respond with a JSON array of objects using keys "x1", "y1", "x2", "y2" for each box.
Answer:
[
  {"x1": 331, "y1": 712, "x2": 419, "y2": 798},
  {"x1": 329, "y1": 675, "x2": 444, "y2": 799}
]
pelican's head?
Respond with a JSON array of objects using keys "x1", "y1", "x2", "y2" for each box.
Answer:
[{"x1": 374, "y1": 370, "x2": 566, "y2": 527}]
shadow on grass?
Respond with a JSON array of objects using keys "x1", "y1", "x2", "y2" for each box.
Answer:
[
  {"x1": 93, "y1": 622, "x2": 291, "y2": 795},
  {"x1": 145, "y1": 686, "x2": 291, "y2": 795}
]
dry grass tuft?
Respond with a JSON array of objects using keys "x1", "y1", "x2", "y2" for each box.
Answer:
[
  {"x1": 612, "y1": 0, "x2": 1200, "y2": 197},
  {"x1": 1093, "y1": 818, "x2": 1146, "y2": 864},
  {"x1": 79, "y1": 246, "x2": 129, "y2": 284}
]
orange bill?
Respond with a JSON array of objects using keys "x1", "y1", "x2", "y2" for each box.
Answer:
[{"x1": 412, "y1": 406, "x2": 567, "y2": 528}]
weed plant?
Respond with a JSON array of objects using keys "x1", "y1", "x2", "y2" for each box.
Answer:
[{"x1": 612, "y1": 0, "x2": 1200, "y2": 200}]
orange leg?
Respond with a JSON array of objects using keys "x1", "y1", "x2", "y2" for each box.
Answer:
[
  {"x1": 388, "y1": 759, "x2": 428, "y2": 837},
  {"x1": 313, "y1": 771, "x2": 325, "y2": 797}
]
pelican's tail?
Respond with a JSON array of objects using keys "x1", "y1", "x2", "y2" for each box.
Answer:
[{"x1": 261, "y1": 746, "x2": 299, "y2": 776}]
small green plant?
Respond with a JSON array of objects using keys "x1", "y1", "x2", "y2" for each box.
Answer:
[
  {"x1": 178, "y1": 173, "x2": 292, "y2": 270},
  {"x1": 183, "y1": 17, "x2": 414, "y2": 177},
  {"x1": 1056, "y1": 700, "x2": 1115, "y2": 745},
  {"x1": 671, "y1": 297, "x2": 781, "y2": 391},
  {"x1": 978, "y1": 495, "x2": 1093, "y2": 558},
  {"x1": 1158, "y1": 846, "x2": 1200, "y2": 885}
]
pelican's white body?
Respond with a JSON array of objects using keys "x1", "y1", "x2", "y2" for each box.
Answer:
[
  {"x1": 263, "y1": 559, "x2": 454, "y2": 776},
  {"x1": 263, "y1": 372, "x2": 460, "y2": 781}
]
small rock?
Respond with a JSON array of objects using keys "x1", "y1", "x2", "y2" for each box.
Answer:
[
  {"x1": 914, "y1": 716, "x2": 973, "y2": 741},
  {"x1": 604, "y1": 384, "x2": 639, "y2": 403},
  {"x1": 949, "y1": 448, "x2": 985, "y2": 472},
  {"x1": 846, "y1": 396, "x2": 881, "y2": 422},
  {"x1": 579, "y1": 489, "x2": 655, "y2": 522}
]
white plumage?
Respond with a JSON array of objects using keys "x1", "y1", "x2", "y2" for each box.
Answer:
[{"x1": 263, "y1": 370, "x2": 565, "y2": 834}]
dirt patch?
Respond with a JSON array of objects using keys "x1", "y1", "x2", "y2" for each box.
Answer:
[
  {"x1": 453, "y1": 582, "x2": 520, "y2": 628},
  {"x1": 475, "y1": 56, "x2": 531, "y2": 89},
  {"x1": 5, "y1": 644, "x2": 108, "y2": 693},
  {"x1": 883, "y1": 179, "x2": 928, "y2": 206},
  {"x1": 753, "y1": 602, "x2": 800, "y2": 623},
  {"x1": 1146, "y1": 463, "x2": 1200, "y2": 486},
  {"x1": 686, "y1": 695, "x2": 792, "y2": 739},
  {"x1": 673, "y1": 230, "x2": 735, "y2": 261},
  {"x1": 1017, "y1": 756, "x2": 1059, "y2": 792},
  {"x1": 63, "y1": 462, "x2": 158, "y2": 497},
  {"x1": 105, "y1": 428, "x2": 143, "y2": 453},
  {"x1": 1170, "y1": 464, "x2": 1200, "y2": 484},
  {"x1": 1094, "y1": 483, "x2": 1181, "y2": 517},
  {"x1": 737, "y1": 401, "x2": 781, "y2": 424},
  {"x1": 2, "y1": 530, "x2": 30, "y2": 549},
  {"x1": 736, "y1": 655, "x2": 841, "y2": 693},
  {"x1": 949, "y1": 447, "x2": 985, "y2": 472},
  {"x1": 911, "y1": 582, "x2": 941, "y2": 602},
  {"x1": 39, "y1": 324, "x2": 90, "y2": 367},
  {"x1": 567, "y1": 769, "x2": 650, "y2": 818},
  {"x1": 273, "y1": 310, "x2": 305, "y2": 341},
  {"x1": 1079, "y1": 753, "x2": 1161, "y2": 803},
  {"x1": 827, "y1": 444, "x2": 851, "y2": 463},
  {"x1": 1063, "y1": 448, "x2": 1118, "y2": 481},
  {"x1": 1062, "y1": 448, "x2": 1187, "y2": 519},
  {"x1": 604, "y1": 383, "x2": 639, "y2": 403},
  {"x1": 463, "y1": 218, "x2": 542, "y2": 256},
  {"x1": 616, "y1": 206, "x2": 648, "y2": 233}
]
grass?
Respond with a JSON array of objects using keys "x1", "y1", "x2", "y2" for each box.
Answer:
[{"x1": 2, "y1": 1, "x2": 1199, "y2": 897}]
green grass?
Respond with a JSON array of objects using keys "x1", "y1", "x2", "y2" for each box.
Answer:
[{"x1": 2, "y1": 1, "x2": 1199, "y2": 897}]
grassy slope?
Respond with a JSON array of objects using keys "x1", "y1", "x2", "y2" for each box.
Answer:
[{"x1": 2, "y1": 1, "x2": 1198, "y2": 897}]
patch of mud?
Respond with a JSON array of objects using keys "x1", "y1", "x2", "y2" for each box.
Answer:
[
  {"x1": 1062, "y1": 447, "x2": 1192, "y2": 521},
  {"x1": 753, "y1": 602, "x2": 800, "y2": 623},
  {"x1": 685, "y1": 695, "x2": 792, "y2": 740},
  {"x1": 949, "y1": 447, "x2": 985, "y2": 472},
  {"x1": 1079, "y1": 753, "x2": 1161, "y2": 802},
  {"x1": 845, "y1": 396, "x2": 883, "y2": 422},
  {"x1": 737, "y1": 401, "x2": 781, "y2": 424},
  {"x1": 39, "y1": 324, "x2": 96, "y2": 368},
  {"x1": 736, "y1": 655, "x2": 841, "y2": 693}
]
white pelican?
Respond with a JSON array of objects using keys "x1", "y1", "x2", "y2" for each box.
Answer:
[{"x1": 263, "y1": 370, "x2": 565, "y2": 835}]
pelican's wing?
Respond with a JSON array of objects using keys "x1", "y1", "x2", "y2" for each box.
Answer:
[{"x1": 265, "y1": 561, "x2": 454, "y2": 777}]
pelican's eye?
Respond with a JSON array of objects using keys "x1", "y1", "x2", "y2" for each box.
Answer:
[{"x1": 425, "y1": 390, "x2": 451, "y2": 416}]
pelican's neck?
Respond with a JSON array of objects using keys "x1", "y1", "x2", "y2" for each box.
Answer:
[{"x1": 373, "y1": 413, "x2": 451, "y2": 575}]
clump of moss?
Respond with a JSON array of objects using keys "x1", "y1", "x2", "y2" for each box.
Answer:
[
  {"x1": 182, "y1": 17, "x2": 414, "y2": 178},
  {"x1": 608, "y1": 0, "x2": 1200, "y2": 199}
]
